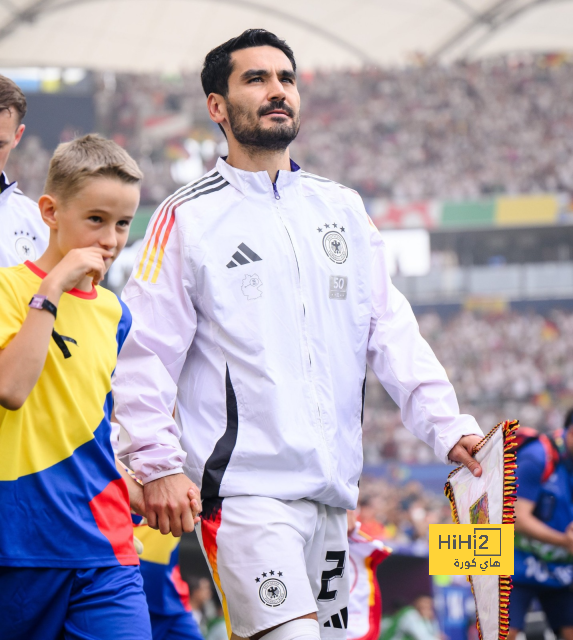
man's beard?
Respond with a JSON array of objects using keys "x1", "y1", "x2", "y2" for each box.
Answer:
[{"x1": 226, "y1": 99, "x2": 300, "y2": 152}]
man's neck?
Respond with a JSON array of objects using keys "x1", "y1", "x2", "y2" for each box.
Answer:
[{"x1": 225, "y1": 144, "x2": 291, "y2": 183}]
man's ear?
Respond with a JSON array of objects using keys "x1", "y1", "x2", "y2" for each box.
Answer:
[
  {"x1": 207, "y1": 93, "x2": 228, "y2": 130},
  {"x1": 12, "y1": 124, "x2": 25, "y2": 149},
  {"x1": 38, "y1": 194, "x2": 59, "y2": 230}
]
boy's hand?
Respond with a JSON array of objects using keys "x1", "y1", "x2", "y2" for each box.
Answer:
[
  {"x1": 127, "y1": 477, "x2": 146, "y2": 517},
  {"x1": 115, "y1": 457, "x2": 146, "y2": 516},
  {"x1": 188, "y1": 486, "x2": 202, "y2": 524},
  {"x1": 42, "y1": 247, "x2": 113, "y2": 294}
]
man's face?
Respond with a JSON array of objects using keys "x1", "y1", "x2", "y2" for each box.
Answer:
[
  {"x1": 222, "y1": 45, "x2": 301, "y2": 151},
  {"x1": 46, "y1": 176, "x2": 139, "y2": 273},
  {"x1": 0, "y1": 108, "x2": 24, "y2": 175}
]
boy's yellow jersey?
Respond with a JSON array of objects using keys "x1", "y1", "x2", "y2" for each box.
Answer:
[{"x1": 0, "y1": 261, "x2": 138, "y2": 567}]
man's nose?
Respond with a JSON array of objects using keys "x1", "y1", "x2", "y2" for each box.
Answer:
[{"x1": 267, "y1": 75, "x2": 286, "y2": 103}]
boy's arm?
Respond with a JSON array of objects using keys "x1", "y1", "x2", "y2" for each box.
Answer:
[
  {"x1": 363, "y1": 214, "x2": 483, "y2": 468},
  {"x1": 514, "y1": 448, "x2": 573, "y2": 553},
  {"x1": 515, "y1": 498, "x2": 573, "y2": 553},
  {"x1": 0, "y1": 247, "x2": 110, "y2": 410}
]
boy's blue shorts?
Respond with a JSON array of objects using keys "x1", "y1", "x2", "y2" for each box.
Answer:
[
  {"x1": 149, "y1": 610, "x2": 204, "y2": 640},
  {"x1": 509, "y1": 582, "x2": 573, "y2": 631},
  {"x1": 0, "y1": 565, "x2": 152, "y2": 640}
]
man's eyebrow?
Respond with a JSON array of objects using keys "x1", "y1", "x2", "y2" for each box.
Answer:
[
  {"x1": 240, "y1": 69, "x2": 296, "y2": 81},
  {"x1": 241, "y1": 69, "x2": 270, "y2": 81}
]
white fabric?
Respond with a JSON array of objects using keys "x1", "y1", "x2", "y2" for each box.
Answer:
[
  {"x1": 196, "y1": 496, "x2": 348, "y2": 638},
  {"x1": 113, "y1": 158, "x2": 482, "y2": 508},
  {"x1": 347, "y1": 524, "x2": 387, "y2": 640},
  {"x1": 0, "y1": 176, "x2": 48, "y2": 268},
  {"x1": 264, "y1": 618, "x2": 321, "y2": 640},
  {"x1": 448, "y1": 426, "x2": 505, "y2": 640}
]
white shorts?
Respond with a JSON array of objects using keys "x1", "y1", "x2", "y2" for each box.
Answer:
[{"x1": 197, "y1": 496, "x2": 349, "y2": 639}]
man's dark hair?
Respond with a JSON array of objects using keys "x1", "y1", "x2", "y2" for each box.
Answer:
[
  {"x1": 201, "y1": 29, "x2": 296, "y2": 97},
  {"x1": 564, "y1": 407, "x2": 573, "y2": 430},
  {"x1": 0, "y1": 74, "x2": 26, "y2": 125}
]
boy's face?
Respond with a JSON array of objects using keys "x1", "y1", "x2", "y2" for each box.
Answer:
[
  {"x1": 46, "y1": 177, "x2": 139, "y2": 271},
  {"x1": 0, "y1": 108, "x2": 25, "y2": 175}
]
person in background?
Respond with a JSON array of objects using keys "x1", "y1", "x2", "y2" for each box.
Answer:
[
  {"x1": 380, "y1": 595, "x2": 442, "y2": 640},
  {"x1": 135, "y1": 525, "x2": 204, "y2": 640},
  {"x1": 508, "y1": 416, "x2": 573, "y2": 640},
  {"x1": 0, "y1": 74, "x2": 49, "y2": 267},
  {"x1": 205, "y1": 595, "x2": 228, "y2": 640},
  {"x1": 346, "y1": 510, "x2": 390, "y2": 640},
  {"x1": 188, "y1": 576, "x2": 214, "y2": 635},
  {"x1": 355, "y1": 496, "x2": 389, "y2": 540}
]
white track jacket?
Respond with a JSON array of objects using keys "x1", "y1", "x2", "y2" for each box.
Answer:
[
  {"x1": 113, "y1": 158, "x2": 482, "y2": 510},
  {"x1": 0, "y1": 174, "x2": 48, "y2": 267}
]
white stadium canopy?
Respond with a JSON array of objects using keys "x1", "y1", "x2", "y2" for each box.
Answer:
[{"x1": 0, "y1": 0, "x2": 572, "y2": 72}]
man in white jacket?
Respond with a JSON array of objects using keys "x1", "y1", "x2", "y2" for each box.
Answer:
[
  {"x1": 0, "y1": 74, "x2": 48, "y2": 266},
  {"x1": 113, "y1": 29, "x2": 483, "y2": 640}
]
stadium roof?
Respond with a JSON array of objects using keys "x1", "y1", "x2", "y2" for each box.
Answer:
[{"x1": 0, "y1": 0, "x2": 572, "y2": 72}]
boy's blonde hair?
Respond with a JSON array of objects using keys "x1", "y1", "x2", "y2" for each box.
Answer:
[{"x1": 45, "y1": 134, "x2": 143, "y2": 202}]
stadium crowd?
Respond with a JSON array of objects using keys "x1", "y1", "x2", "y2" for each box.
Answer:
[
  {"x1": 9, "y1": 53, "x2": 573, "y2": 203},
  {"x1": 364, "y1": 308, "x2": 573, "y2": 466}
]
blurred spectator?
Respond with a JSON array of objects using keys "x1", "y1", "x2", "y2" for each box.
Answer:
[
  {"x1": 188, "y1": 576, "x2": 214, "y2": 635},
  {"x1": 357, "y1": 478, "x2": 451, "y2": 548},
  {"x1": 205, "y1": 597, "x2": 227, "y2": 640},
  {"x1": 380, "y1": 595, "x2": 442, "y2": 640}
]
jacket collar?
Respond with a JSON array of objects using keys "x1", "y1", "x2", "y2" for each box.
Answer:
[
  {"x1": 216, "y1": 156, "x2": 301, "y2": 198},
  {"x1": 0, "y1": 172, "x2": 18, "y2": 205}
]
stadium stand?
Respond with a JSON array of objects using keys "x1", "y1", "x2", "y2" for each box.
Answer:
[{"x1": 9, "y1": 53, "x2": 573, "y2": 204}]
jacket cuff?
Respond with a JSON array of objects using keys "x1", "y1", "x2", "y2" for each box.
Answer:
[
  {"x1": 141, "y1": 467, "x2": 185, "y2": 485},
  {"x1": 435, "y1": 417, "x2": 484, "y2": 464}
]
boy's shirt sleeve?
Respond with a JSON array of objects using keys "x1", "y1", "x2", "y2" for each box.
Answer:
[
  {"x1": 115, "y1": 297, "x2": 132, "y2": 355},
  {"x1": 113, "y1": 208, "x2": 197, "y2": 484},
  {"x1": 0, "y1": 271, "x2": 26, "y2": 350},
  {"x1": 516, "y1": 441, "x2": 546, "y2": 503}
]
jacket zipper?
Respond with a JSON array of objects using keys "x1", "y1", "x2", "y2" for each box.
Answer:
[{"x1": 271, "y1": 177, "x2": 332, "y2": 484}]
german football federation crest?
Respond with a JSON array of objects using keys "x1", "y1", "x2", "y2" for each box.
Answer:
[
  {"x1": 255, "y1": 570, "x2": 287, "y2": 607},
  {"x1": 14, "y1": 232, "x2": 38, "y2": 261},
  {"x1": 317, "y1": 223, "x2": 348, "y2": 264},
  {"x1": 259, "y1": 578, "x2": 287, "y2": 607}
]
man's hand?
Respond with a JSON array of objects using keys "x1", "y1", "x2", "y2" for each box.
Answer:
[
  {"x1": 144, "y1": 474, "x2": 202, "y2": 537},
  {"x1": 448, "y1": 435, "x2": 483, "y2": 477}
]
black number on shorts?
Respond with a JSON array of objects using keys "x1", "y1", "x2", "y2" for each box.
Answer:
[{"x1": 317, "y1": 550, "x2": 346, "y2": 601}]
